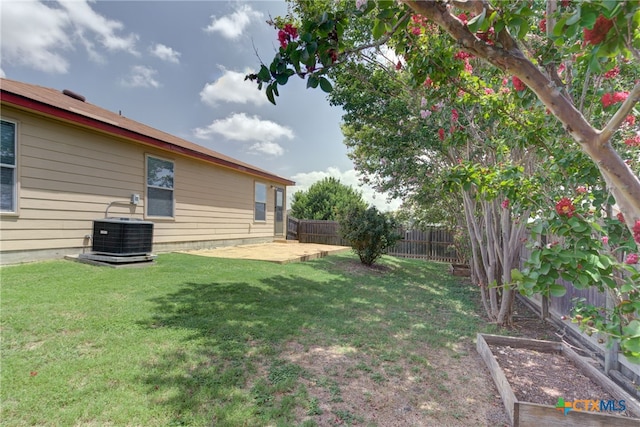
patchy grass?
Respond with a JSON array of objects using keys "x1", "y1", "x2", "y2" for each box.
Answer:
[{"x1": 1, "y1": 252, "x2": 499, "y2": 426}]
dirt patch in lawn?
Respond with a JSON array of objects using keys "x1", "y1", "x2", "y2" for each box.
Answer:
[{"x1": 282, "y1": 340, "x2": 510, "y2": 426}]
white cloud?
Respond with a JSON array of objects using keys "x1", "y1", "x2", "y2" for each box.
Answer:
[
  {"x1": 0, "y1": 0, "x2": 138, "y2": 74},
  {"x1": 249, "y1": 141, "x2": 284, "y2": 156},
  {"x1": 194, "y1": 112, "x2": 293, "y2": 142},
  {"x1": 59, "y1": 0, "x2": 138, "y2": 53},
  {"x1": 121, "y1": 65, "x2": 160, "y2": 88},
  {"x1": 290, "y1": 167, "x2": 402, "y2": 212},
  {"x1": 149, "y1": 43, "x2": 180, "y2": 64},
  {"x1": 200, "y1": 67, "x2": 268, "y2": 107},
  {"x1": 204, "y1": 4, "x2": 263, "y2": 40},
  {"x1": 0, "y1": 68, "x2": 5, "y2": 78}
]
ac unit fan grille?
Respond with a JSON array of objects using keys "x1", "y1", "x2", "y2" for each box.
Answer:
[{"x1": 92, "y1": 219, "x2": 153, "y2": 256}]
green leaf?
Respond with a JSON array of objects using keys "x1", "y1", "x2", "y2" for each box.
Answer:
[
  {"x1": 319, "y1": 77, "x2": 333, "y2": 93},
  {"x1": 275, "y1": 73, "x2": 289, "y2": 85},
  {"x1": 566, "y1": 9, "x2": 581, "y2": 26},
  {"x1": 623, "y1": 320, "x2": 640, "y2": 338},
  {"x1": 580, "y1": 10, "x2": 598, "y2": 29},
  {"x1": 511, "y1": 269, "x2": 524, "y2": 282},
  {"x1": 467, "y1": 8, "x2": 486, "y2": 33},
  {"x1": 553, "y1": 17, "x2": 567, "y2": 37},
  {"x1": 266, "y1": 84, "x2": 276, "y2": 105},
  {"x1": 372, "y1": 19, "x2": 387, "y2": 39},
  {"x1": 307, "y1": 75, "x2": 319, "y2": 89},
  {"x1": 549, "y1": 284, "x2": 567, "y2": 297},
  {"x1": 257, "y1": 65, "x2": 270, "y2": 82},
  {"x1": 621, "y1": 283, "x2": 635, "y2": 293},
  {"x1": 622, "y1": 338, "x2": 640, "y2": 353}
]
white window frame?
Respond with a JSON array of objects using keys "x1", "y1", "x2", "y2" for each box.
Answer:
[
  {"x1": 1, "y1": 118, "x2": 18, "y2": 215},
  {"x1": 254, "y1": 182, "x2": 267, "y2": 222},
  {"x1": 145, "y1": 154, "x2": 175, "y2": 219}
]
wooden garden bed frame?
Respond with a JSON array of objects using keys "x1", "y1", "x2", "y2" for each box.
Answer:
[{"x1": 477, "y1": 333, "x2": 640, "y2": 426}]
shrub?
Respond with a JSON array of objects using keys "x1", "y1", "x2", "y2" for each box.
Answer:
[{"x1": 338, "y1": 206, "x2": 401, "y2": 266}]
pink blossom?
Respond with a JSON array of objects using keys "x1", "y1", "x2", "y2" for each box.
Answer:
[
  {"x1": 634, "y1": 220, "x2": 640, "y2": 244},
  {"x1": 603, "y1": 66, "x2": 620, "y2": 79},
  {"x1": 602, "y1": 91, "x2": 630, "y2": 108},
  {"x1": 420, "y1": 109, "x2": 431, "y2": 119},
  {"x1": 555, "y1": 197, "x2": 575, "y2": 217},
  {"x1": 356, "y1": 0, "x2": 368, "y2": 11},
  {"x1": 625, "y1": 135, "x2": 640, "y2": 147},
  {"x1": 421, "y1": 97, "x2": 427, "y2": 107},
  {"x1": 625, "y1": 253, "x2": 638, "y2": 265},
  {"x1": 625, "y1": 115, "x2": 636, "y2": 126},
  {"x1": 576, "y1": 186, "x2": 587, "y2": 194},
  {"x1": 451, "y1": 109, "x2": 459, "y2": 122},
  {"x1": 512, "y1": 76, "x2": 526, "y2": 91},
  {"x1": 601, "y1": 236, "x2": 609, "y2": 245},
  {"x1": 454, "y1": 51, "x2": 473, "y2": 60},
  {"x1": 484, "y1": 88, "x2": 495, "y2": 95},
  {"x1": 464, "y1": 59, "x2": 473, "y2": 74},
  {"x1": 438, "y1": 128, "x2": 445, "y2": 141},
  {"x1": 501, "y1": 199, "x2": 509, "y2": 209}
]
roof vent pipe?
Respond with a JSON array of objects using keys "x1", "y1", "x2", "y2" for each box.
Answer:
[{"x1": 62, "y1": 89, "x2": 86, "y2": 102}]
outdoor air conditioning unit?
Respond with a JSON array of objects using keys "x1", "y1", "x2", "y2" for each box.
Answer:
[{"x1": 92, "y1": 218, "x2": 153, "y2": 256}]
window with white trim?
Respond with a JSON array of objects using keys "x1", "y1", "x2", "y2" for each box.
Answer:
[
  {"x1": 146, "y1": 155, "x2": 174, "y2": 217},
  {"x1": 1, "y1": 119, "x2": 17, "y2": 213},
  {"x1": 255, "y1": 182, "x2": 267, "y2": 221}
]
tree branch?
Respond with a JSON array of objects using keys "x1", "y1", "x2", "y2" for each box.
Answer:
[{"x1": 599, "y1": 81, "x2": 640, "y2": 145}]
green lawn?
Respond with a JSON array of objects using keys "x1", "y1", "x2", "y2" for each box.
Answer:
[{"x1": 1, "y1": 252, "x2": 495, "y2": 426}]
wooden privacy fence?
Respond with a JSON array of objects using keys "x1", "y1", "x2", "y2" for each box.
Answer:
[
  {"x1": 294, "y1": 219, "x2": 350, "y2": 246},
  {"x1": 388, "y1": 228, "x2": 459, "y2": 263},
  {"x1": 287, "y1": 217, "x2": 460, "y2": 262}
]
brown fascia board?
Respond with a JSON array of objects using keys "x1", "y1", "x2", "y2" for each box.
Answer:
[{"x1": 0, "y1": 86, "x2": 295, "y2": 186}]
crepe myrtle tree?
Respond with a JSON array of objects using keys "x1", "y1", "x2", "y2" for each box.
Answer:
[
  {"x1": 247, "y1": 0, "x2": 640, "y2": 359},
  {"x1": 246, "y1": 0, "x2": 639, "y2": 243}
]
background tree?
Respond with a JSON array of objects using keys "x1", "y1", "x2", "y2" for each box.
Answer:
[{"x1": 289, "y1": 177, "x2": 367, "y2": 220}]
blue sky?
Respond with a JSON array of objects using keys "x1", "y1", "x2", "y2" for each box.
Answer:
[{"x1": 0, "y1": 0, "x2": 401, "y2": 210}]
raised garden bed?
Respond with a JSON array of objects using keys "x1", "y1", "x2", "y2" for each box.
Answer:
[
  {"x1": 477, "y1": 333, "x2": 640, "y2": 426},
  {"x1": 449, "y1": 263, "x2": 470, "y2": 277}
]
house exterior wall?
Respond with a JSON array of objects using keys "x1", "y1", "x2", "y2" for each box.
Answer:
[{"x1": 0, "y1": 107, "x2": 287, "y2": 264}]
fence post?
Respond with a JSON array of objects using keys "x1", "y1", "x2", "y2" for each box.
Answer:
[
  {"x1": 541, "y1": 296, "x2": 549, "y2": 320},
  {"x1": 604, "y1": 289, "x2": 619, "y2": 374}
]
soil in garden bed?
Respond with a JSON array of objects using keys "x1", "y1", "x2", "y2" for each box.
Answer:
[{"x1": 489, "y1": 343, "x2": 636, "y2": 418}]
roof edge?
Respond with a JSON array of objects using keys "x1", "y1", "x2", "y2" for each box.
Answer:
[{"x1": 1, "y1": 88, "x2": 295, "y2": 186}]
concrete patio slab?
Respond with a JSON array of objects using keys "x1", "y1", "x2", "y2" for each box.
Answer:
[{"x1": 176, "y1": 241, "x2": 351, "y2": 264}]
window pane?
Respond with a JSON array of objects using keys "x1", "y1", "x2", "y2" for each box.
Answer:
[
  {"x1": 148, "y1": 187, "x2": 173, "y2": 217},
  {"x1": 255, "y1": 182, "x2": 266, "y2": 203},
  {"x1": 276, "y1": 189, "x2": 283, "y2": 206},
  {"x1": 255, "y1": 202, "x2": 266, "y2": 221},
  {"x1": 1, "y1": 166, "x2": 15, "y2": 212},
  {"x1": 147, "y1": 157, "x2": 174, "y2": 188},
  {"x1": 1, "y1": 121, "x2": 16, "y2": 166}
]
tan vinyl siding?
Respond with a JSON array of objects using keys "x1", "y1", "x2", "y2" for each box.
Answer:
[{"x1": 0, "y1": 107, "x2": 286, "y2": 258}]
